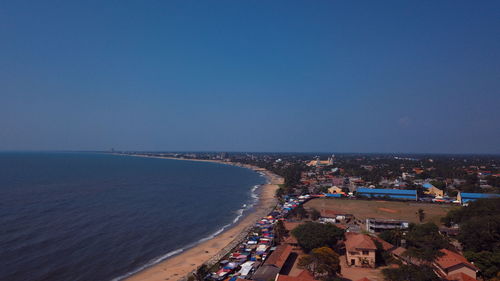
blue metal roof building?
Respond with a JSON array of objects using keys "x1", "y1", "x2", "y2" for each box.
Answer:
[
  {"x1": 422, "y1": 183, "x2": 434, "y2": 189},
  {"x1": 357, "y1": 187, "x2": 417, "y2": 201},
  {"x1": 325, "y1": 193, "x2": 343, "y2": 198},
  {"x1": 458, "y1": 192, "x2": 500, "y2": 204}
]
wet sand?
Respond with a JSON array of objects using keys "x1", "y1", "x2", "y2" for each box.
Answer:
[{"x1": 122, "y1": 155, "x2": 282, "y2": 281}]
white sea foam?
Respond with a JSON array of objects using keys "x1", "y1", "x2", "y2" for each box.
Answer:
[
  {"x1": 110, "y1": 248, "x2": 184, "y2": 281},
  {"x1": 111, "y1": 184, "x2": 263, "y2": 281},
  {"x1": 250, "y1": 184, "x2": 260, "y2": 201},
  {"x1": 111, "y1": 221, "x2": 236, "y2": 281},
  {"x1": 198, "y1": 223, "x2": 232, "y2": 243},
  {"x1": 233, "y1": 208, "x2": 244, "y2": 223}
]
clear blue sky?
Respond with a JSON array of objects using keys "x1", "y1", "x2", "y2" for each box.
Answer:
[{"x1": 1, "y1": 1, "x2": 499, "y2": 153}]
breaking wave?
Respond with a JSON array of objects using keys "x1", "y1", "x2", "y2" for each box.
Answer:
[{"x1": 111, "y1": 183, "x2": 263, "y2": 281}]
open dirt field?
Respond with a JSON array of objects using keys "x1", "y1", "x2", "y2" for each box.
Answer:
[{"x1": 304, "y1": 198, "x2": 458, "y2": 225}]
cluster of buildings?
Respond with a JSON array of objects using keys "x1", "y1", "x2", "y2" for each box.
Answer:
[
  {"x1": 305, "y1": 155, "x2": 335, "y2": 167},
  {"x1": 203, "y1": 180, "x2": 483, "y2": 281},
  {"x1": 325, "y1": 214, "x2": 479, "y2": 281},
  {"x1": 390, "y1": 246, "x2": 480, "y2": 280},
  {"x1": 231, "y1": 202, "x2": 480, "y2": 281},
  {"x1": 117, "y1": 152, "x2": 497, "y2": 281},
  {"x1": 206, "y1": 196, "x2": 314, "y2": 281},
  {"x1": 204, "y1": 187, "x2": 484, "y2": 281},
  {"x1": 313, "y1": 182, "x2": 499, "y2": 205},
  {"x1": 299, "y1": 157, "x2": 499, "y2": 205}
]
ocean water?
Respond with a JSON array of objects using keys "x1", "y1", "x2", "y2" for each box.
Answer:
[{"x1": 0, "y1": 152, "x2": 266, "y2": 281}]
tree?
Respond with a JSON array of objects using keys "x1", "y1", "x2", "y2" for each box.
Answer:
[
  {"x1": 274, "y1": 220, "x2": 287, "y2": 243},
  {"x1": 464, "y1": 251, "x2": 500, "y2": 280},
  {"x1": 379, "y1": 229, "x2": 403, "y2": 246},
  {"x1": 405, "y1": 223, "x2": 449, "y2": 262},
  {"x1": 416, "y1": 208, "x2": 425, "y2": 223},
  {"x1": 459, "y1": 215, "x2": 500, "y2": 253},
  {"x1": 292, "y1": 204, "x2": 308, "y2": 220},
  {"x1": 291, "y1": 222, "x2": 344, "y2": 252},
  {"x1": 382, "y1": 264, "x2": 441, "y2": 281},
  {"x1": 442, "y1": 198, "x2": 500, "y2": 252},
  {"x1": 298, "y1": 247, "x2": 340, "y2": 279},
  {"x1": 441, "y1": 198, "x2": 500, "y2": 279},
  {"x1": 193, "y1": 264, "x2": 208, "y2": 281},
  {"x1": 309, "y1": 208, "x2": 321, "y2": 221},
  {"x1": 374, "y1": 239, "x2": 394, "y2": 266}
]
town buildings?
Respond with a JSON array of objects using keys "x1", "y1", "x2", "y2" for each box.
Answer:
[
  {"x1": 344, "y1": 233, "x2": 377, "y2": 268},
  {"x1": 356, "y1": 188, "x2": 417, "y2": 201},
  {"x1": 457, "y1": 192, "x2": 500, "y2": 205},
  {"x1": 433, "y1": 249, "x2": 479, "y2": 280},
  {"x1": 306, "y1": 155, "x2": 334, "y2": 167},
  {"x1": 251, "y1": 240, "x2": 293, "y2": 281},
  {"x1": 423, "y1": 183, "x2": 444, "y2": 197},
  {"x1": 327, "y1": 186, "x2": 343, "y2": 194},
  {"x1": 366, "y1": 218, "x2": 409, "y2": 233}
]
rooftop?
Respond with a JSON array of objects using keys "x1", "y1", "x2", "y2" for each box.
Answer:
[
  {"x1": 460, "y1": 192, "x2": 500, "y2": 199},
  {"x1": 423, "y1": 183, "x2": 435, "y2": 189},
  {"x1": 264, "y1": 244, "x2": 293, "y2": 268},
  {"x1": 435, "y1": 249, "x2": 477, "y2": 271},
  {"x1": 357, "y1": 188, "x2": 417, "y2": 195},
  {"x1": 345, "y1": 232, "x2": 377, "y2": 251},
  {"x1": 447, "y1": 272, "x2": 478, "y2": 281}
]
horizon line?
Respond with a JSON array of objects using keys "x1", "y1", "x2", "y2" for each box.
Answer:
[{"x1": 1, "y1": 149, "x2": 499, "y2": 156}]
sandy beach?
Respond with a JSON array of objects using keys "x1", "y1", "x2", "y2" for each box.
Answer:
[{"x1": 123, "y1": 155, "x2": 283, "y2": 281}]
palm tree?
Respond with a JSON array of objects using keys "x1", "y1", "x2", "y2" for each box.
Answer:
[
  {"x1": 274, "y1": 220, "x2": 287, "y2": 243},
  {"x1": 417, "y1": 209, "x2": 425, "y2": 223}
]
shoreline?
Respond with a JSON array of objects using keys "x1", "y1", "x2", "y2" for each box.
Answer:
[{"x1": 117, "y1": 154, "x2": 283, "y2": 281}]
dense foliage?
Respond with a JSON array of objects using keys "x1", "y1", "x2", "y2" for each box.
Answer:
[
  {"x1": 380, "y1": 223, "x2": 449, "y2": 262},
  {"x1": 373, "y1": 239, "x2": 395, "y2": 266},
  {"x1": 289, "y1": 204, "x2": 308, "y2": 219},
  {"x1": 309, "y1": 208, "x2": 321, "y2": 221},
  {"x1": 379, "y1": 229, "x2": 402, "y2": 246},
  {"x1": 442, "y1": 198, "x2": 500, "y2": 279},
  {"x1": 464, "y1": 251, "x2": 500, "y2": 280},
  {"x1": 291, "y1": 222, "x2": 344, "y2": 252},
  {"x1": 273, "y1": 163, "x2": 306, "y2": 197},
  {"x1": 405, "y1": 223, "x2": 449, "y2": 261},
  {"x1": 297, "y1": 247, "x2": 340, "y2": 279},
  {"x1": 274, "y1": 220, "x2": 287, "y2": 243},
  {"x1": 442, "y1": 198, "x2": 500, "y2": 252}
]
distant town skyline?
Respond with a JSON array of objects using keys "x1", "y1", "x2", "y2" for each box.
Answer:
[{"x1": 1, "y1": 1, "x2": 499, "y2": 154}]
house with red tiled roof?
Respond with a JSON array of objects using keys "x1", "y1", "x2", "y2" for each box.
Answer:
[
  {"x1": 275, "y1": 270, "x2": 315, "y2": 281},
  {"x1": 266, "y1": 244, "x2": 293, "y2": 268},
  {"x1": 433, "y1": 249, "x2": 478, "y2": 280},
  {"x1": 447, "y1": 272, "x2": 478, "y2": 281},
  {"x1": 345, "y1": 232, "x2": 377, "y2": 268},
  {"x1": 252, "y1": 245, "x2": 293, "y2": 281},
  {"x1": 390, "y1": 247, "x2": 426, "y2": 266}
]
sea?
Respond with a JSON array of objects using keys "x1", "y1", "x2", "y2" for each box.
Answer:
[{"x1": 0, "y1": 152, "x2": 266, "y2": 281}]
